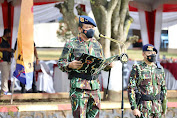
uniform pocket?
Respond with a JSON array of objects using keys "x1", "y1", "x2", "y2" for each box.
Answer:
[
  {"x1": 97, "y1": 90, "x2": 101, "y2": 100},
  {"x1": 94, "y1": 48, "x2": 102, "y2": 58},
  {"x1": 141, "y1": 71, "x2": 151, "y2": 79},
  {"x1": 142, "y1": 101, "x2": 152, "y2": 110},
  {"x1": 71, "y1": 96, "x2": 87, "y2": 112},
  {"x1": 156, "y1": 75, "x2": 161, "y2": 85},
  {"x1": 73, "y1": 48, "x2": 85, "y2": 58},
  {"x1": 140, "y1": 79, "x2": 151, "y2": 86},
  {"x1": 70, "y1": 88, "x2": 84, "y2": 99}
]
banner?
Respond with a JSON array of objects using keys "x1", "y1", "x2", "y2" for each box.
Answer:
[{"x1": 13, "y1": 0, "x2": 34, "y2": 90}]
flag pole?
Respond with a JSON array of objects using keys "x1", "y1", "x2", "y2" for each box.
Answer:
[
  {"x1": 121, "y1": 63, "x2": 124, "y2": 118},
  {"x1": 120, "y1": 53, "x2": 128, "y2": 118},
  {"x1": 10, "y1": 77, "x2": 16, "y2": 104}
]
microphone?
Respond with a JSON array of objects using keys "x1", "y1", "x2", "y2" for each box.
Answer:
[
  {"x1": 99, "y1": 34, "x2": 124, "y2": 45},
  {"x1": 99, "y1": 34, "x2": 105, "y2": 38},
  {"x1": 99, "y1": 34, "x2": 128, "y2": 63}
]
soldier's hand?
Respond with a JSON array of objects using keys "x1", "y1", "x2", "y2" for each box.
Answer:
[
  {"x1": 133, "y1": 109, "x2": 141, "y2": 117},
  {"x1": 162, "y1": 111, "x2": 167, "y2": 115},
  {"x1": 6, "y1": 48, "x2": 14, "y2": 52},
  {"x1": 108, "y1": 62, "x2": 113, "y2": 68},
  {"x1": 36, "y1": 59, "x2": 39, "y2": 65},
  {"x1": 69, "y1": 60, "x2": 82, "y2": 69}
]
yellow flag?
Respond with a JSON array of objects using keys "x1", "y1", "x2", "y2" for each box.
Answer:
[{"x1": 13, "y1": 0, "x2": 34, "y2": 89}]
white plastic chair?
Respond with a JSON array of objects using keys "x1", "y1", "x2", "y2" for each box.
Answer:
[{"x1": 36, "y1": 61, "x2": 55, "y2": 93}]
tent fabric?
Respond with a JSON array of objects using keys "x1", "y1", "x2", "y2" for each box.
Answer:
[
  {"x1": 145, "y1": 10, "x2": 156, "y2": 45},
  {"x1": 130, "y1": 11, "x2": 177, "y2": 30},
  {"x1": 33, "y1": 0, "x2": 63, "y2": 23},
  {"x1": 34, "y1": 1, "x2": 60, "y2": 6},
  {"x1": 36, "y1": 61, "x2": 55, "y2": 93},
  {"x1": 11, "y1": 4, "x2": 20, "y2": 49},
  {"x1": 0, "y1": 4, "x2": 3, "y2": 36},
  {"x1": 129, "y1": 6, "x2": 163, "y2": 58},
  {"x1": 163, "y1": 4, "x2": 177, "y2": 12},
  {"x1": 129, "y1": 3, "x2": 177, "y2": 54},
  {"x1": 129, "y1": 4, "x2": 177, "y2": 30},
  {"x1": 1, "y1": 1, "x2": 177, "y2": 45},
  {"x1": 129, "y1": 0, "x2": 177, "y2": 11},
  {"x1": 138, "y1": 10, "x2": 149, "y2": 45},
  {"x1": 0, "y1": 1, "x2": 14, "y2": 46},
  {"x1": 33, "y1": 2, "x2": 61, "y2": 24},
  {"x1": 1, "y1": 1, "x2": 8, "y2": 29},
  {"x1": 0, "y1": 1, "x2": 62, "y2": 48},
  {"x1": 10, "y1": 4, "x2": 13, "y2": 45},
  {"x1": 154, "y1": 8, "x2": 163, "y2": 54},
  {"x1": 34, "y1": 0, "x2": 61, "y2": 3},
  {"x1": 162, "y1": 12, "x2": 177, "y2": 28},
  {"x1": 129, "y1": 5, "x2": 138, "y2": 12},
  {"x1": 0, "y1": 1, "x2": 176, "y2": 53},
  {"x1": 0, "y1": 0, "x2": 92, "y2": 48},
  {"x1": 1, "y1": 1, "x2": 177, "y2": 48},
  {"x1": 137, "y1": 9, "x2": 162, "y2": 53}
]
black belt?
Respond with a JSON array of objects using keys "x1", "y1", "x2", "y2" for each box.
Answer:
[
  {"x1": 68, "y1": 72, "x2": 97, "y2": 80},
  {"x1": 141, "y1": 93, "x2": 160, "y2": 101},
  {"x1": 75, "y1": 88, "x2": 84, "y2": 92}
]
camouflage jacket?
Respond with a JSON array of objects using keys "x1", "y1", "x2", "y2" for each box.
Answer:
[
  {"x1": 128, "y1": 61, "x2": 167, "y2": 113},
  {"x1": 58, "y1": 36, "x2": 104, "y2": 90}
]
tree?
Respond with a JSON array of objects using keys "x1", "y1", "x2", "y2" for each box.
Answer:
[
  {"x1": 55, "y1": 2, "x2": 87, "y2": 41},
  {"x1": 55, "y1": 0, "x2": 138, "y2": 101},
  {"x1": 91, "y1": 0, "x2": 138, "y2": 57},
  {"x1": 55, "y1": 0, "x2": 138, "y2": 57}
]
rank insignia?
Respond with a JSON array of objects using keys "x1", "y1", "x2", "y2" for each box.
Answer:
[
  {"x1": 147, "y1": 46, "x2": 153, "y2": 51},
  {"x1": 80, "y1": 17, "x2": 84, "y2": 22}
]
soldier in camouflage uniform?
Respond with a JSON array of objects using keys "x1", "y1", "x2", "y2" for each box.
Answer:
[
  {"x1": 58, "y1": 15, "x2": 111, "y2": 118},
  {"x1": 128, "y1": 44, "x2": 167, "y2": 118}
]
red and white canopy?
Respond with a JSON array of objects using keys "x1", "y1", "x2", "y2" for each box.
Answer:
[
  {"x1": 1, "y1": 0, "x2": 177, "y2": 52},
  {"x1": 129, "y1": 0, "x2": 177, "y2": 54},
  {"x1": 0, "y1": 0, "x2": 63, "y2": 48},
  {"x1": 0, "y1": 0, "x2": 92, "y2": 48}
]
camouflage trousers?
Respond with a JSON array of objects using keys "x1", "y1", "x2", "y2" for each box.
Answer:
[
  {"x1": 139, "y1": 109, "x2": 162, "y2": 118},
  {"x1": 138, "y1": 101, "x2": 162, "y2": 118},
  {"x1": 70, "y1": 88, "x2": 101, "y2": 118}
]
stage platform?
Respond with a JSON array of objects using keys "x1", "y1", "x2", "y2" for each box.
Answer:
[{"x1": 0, "y1": 90, "x2": 176, "y2": 118}]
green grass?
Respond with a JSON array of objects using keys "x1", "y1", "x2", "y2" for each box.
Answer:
[
  {"x1": 127, "y1": 49, "x2": 177, "y2": 61},
  {"x1": 127, "y1": 50, "x2": 143, "y2": 61},
  {"x1": 159, "y1": 51, "x2": 177, "y2": 59},
  {"x1": 38, "y1": 50, "x2": 61, "y2": 60},
  {"x1": 37, "y1": 49, "x2": 177, "y2": 61}
]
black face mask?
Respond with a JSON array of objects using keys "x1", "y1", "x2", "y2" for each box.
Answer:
[
  {"x1": 82, "y1": 28, "x2": 95, "y2": 38},
  {"x1": 146, "y1": 54, "x2": 156, "y2": 62}
]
